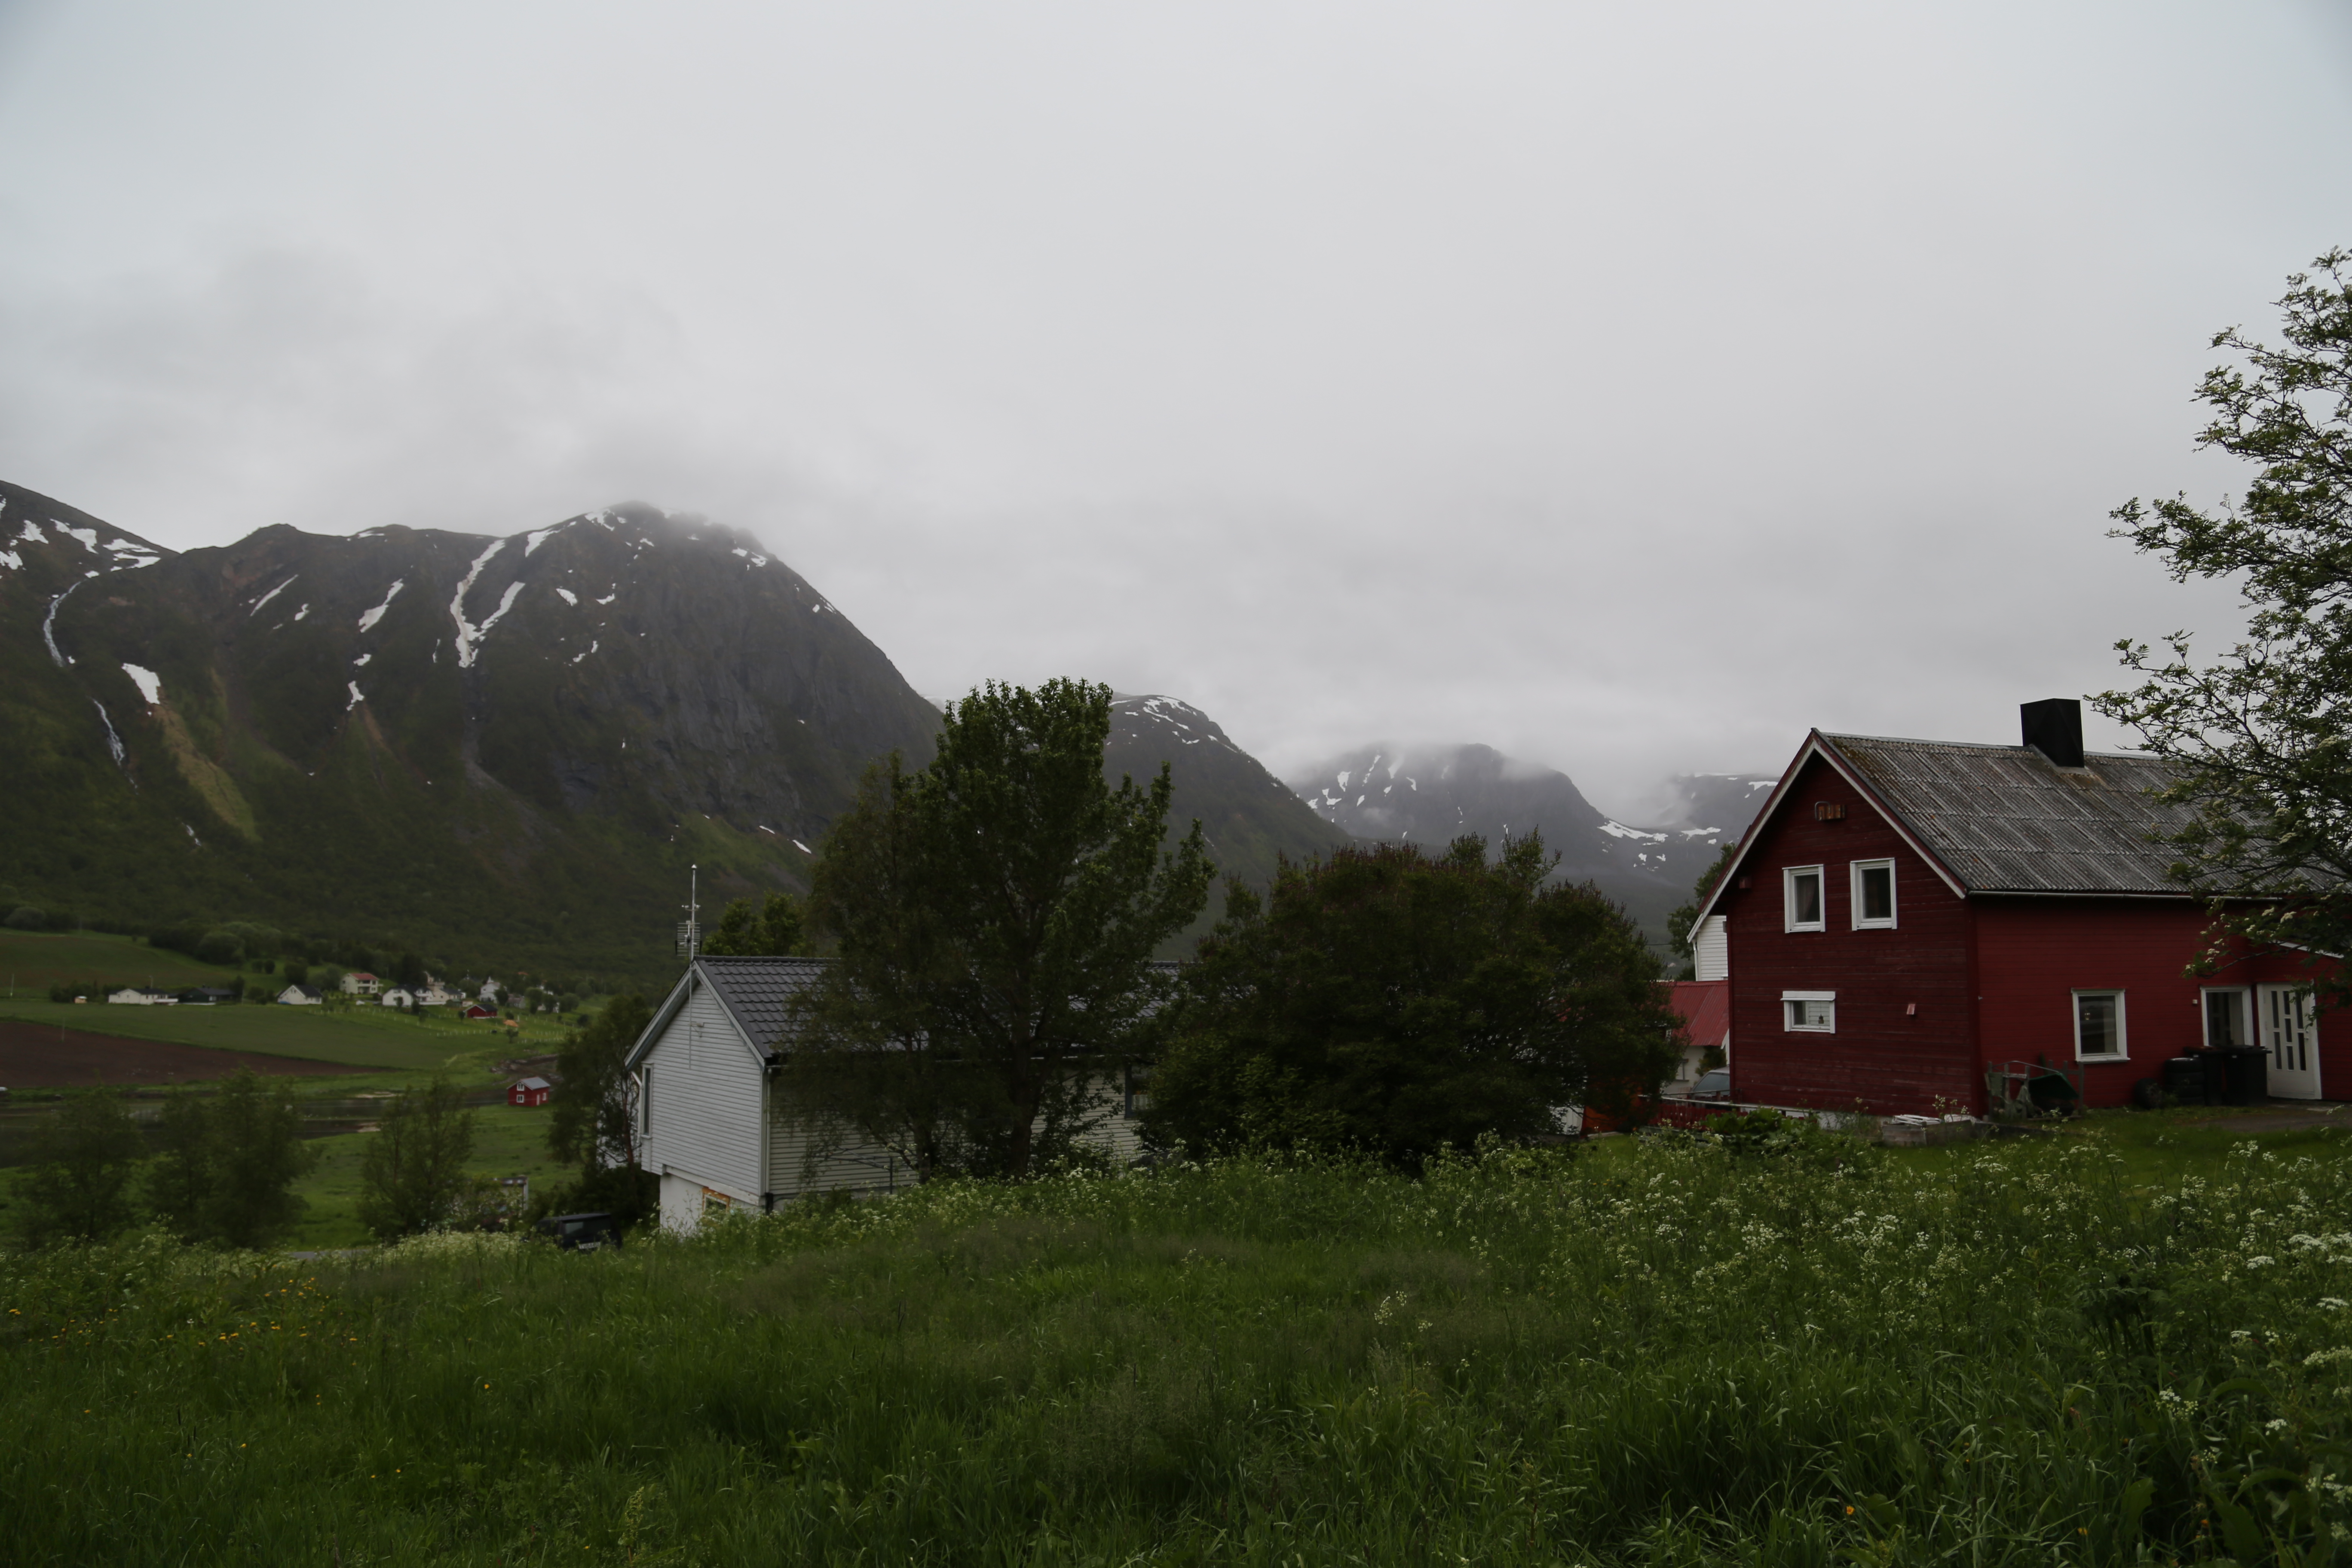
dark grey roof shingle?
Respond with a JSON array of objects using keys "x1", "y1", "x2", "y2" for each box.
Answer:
[
  {"x1": 695, "y1": 956, "x2": 830, "y2": 1054},
  {"x1": 691, "y1": 956, "x2": 1189, "y2": 1055},
  {"x1": 1821, "y1": 734, "x2": 2196, "y2": 895}
]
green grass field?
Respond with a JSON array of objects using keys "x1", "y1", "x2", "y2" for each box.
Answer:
[
  {"x1": 0, "y1": 995, "x2": 576, "y2": 1070},
  {"x1": 0, "y1": 928, "x2": 234, "y2": 993},
  {"x1": 8, "y1": 1115, "x2": 2352, "y2": 1565}
]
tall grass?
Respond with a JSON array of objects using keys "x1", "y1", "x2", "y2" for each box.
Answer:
[{"x1": 5, "y1": 1129, "x2": 2351, "y2": 1565}]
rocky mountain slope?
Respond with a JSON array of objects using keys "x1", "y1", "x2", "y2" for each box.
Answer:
[
  {"x1": 2, "y1": 482, "x2": 940, "y2": 984},
  {"x1": 1287, "y1": 744, "x2": 1775, "y2": 940},
  {"x1": 1105, "y1": 695, "x2": 1351, "y2": 895},
  {"x1": 0, "y1": 480, "x2": 1354, "y2": 982}
]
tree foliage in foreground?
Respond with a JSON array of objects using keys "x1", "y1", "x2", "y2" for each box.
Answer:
[
  {"x1": 787, "y1": 679, "x2": 1213, "y2": 1180},
  {"x1": 2099, "y1": 250, "x2": 2352, "y2": 1000},
  {"x1": 1143, "y1": 834, "x2": 1681, "y2": 1165},
  {"x1": 146, "y1": 1070, "x2": 316, "y2": 1248},
  {"x1": 543, "y1": 993, "x2": 659, "y2": 1230},
  {"x1": 356, "y1": 1078, "x2": 476, "y2": 1239},
  {"x1": 13, "y1": 1086, "x2": 146, "y2": 1246},
  {"x1": 549, "y1": 994, "x2": 654, "y2": 1172}
]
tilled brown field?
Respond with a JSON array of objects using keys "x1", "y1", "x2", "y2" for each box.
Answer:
[{"x1": 0, "y1": 1019, "x2": 362, "y2": 1086}]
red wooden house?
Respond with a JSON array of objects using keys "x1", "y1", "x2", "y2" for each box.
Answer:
[
  {"x1": 1690, "y1": 699, "x2": 2342, "y2": 1115},
  {"x1": 508, "y1": 1076, "x2": 553, "y2": 1108}
]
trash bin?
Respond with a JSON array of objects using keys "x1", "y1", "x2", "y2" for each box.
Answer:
[
  {"x1": 2162, "y1": 1054, "x2": 2212, "y2": 1106},
  {"x1": 2220, "y1": 1044, "x2": 2269, "y2": 1107}
]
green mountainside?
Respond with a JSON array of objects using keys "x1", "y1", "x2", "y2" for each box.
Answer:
[
  {"x1": 0, "y1": 483, "x2": 942, "y2": 987},
  {"x1": 0, "y1": 484, "x2": 1348, "y2": 984}
]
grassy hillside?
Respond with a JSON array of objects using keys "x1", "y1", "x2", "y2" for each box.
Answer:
[
  {"x1": 0, "y1": 930, "x2": 234, "y2": 994},
  {"x1": 7, "y1": 1117, "x2": 2352, "y2": 1564}
]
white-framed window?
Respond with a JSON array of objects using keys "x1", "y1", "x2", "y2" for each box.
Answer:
[
  {"x1": 1784, "y1": 865, "x2": 1825, "y2": 932},
  {"x1": 2201, "y1": 987, "x2": 2249, "y2": 1050},
  {"x1": 2073, "y1": 990, "x2": 2127, "y2": 1060},
  {"x1": 1782, "y1": 989, "x2": 1835, "y2": 1032},
  {"x1": 1850, "y1": 859, "x2": 1896, "y2": 929}
]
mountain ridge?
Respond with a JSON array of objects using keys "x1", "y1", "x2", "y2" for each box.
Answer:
[{"x1": 0, "y1": 481, "x2": 1352, "y2": 981}]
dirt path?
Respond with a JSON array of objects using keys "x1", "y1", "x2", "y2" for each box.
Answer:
[{"x1": 0, "y1": 1018, "x2": 362, "y2": 1087}]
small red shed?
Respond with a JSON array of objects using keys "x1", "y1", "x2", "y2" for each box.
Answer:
[
  {"x1": 1692, "y1": 700, "x2": 2342, "y2": 1115},
  {"x1": 508, "y1": 1076, "x2": 552, "y2": 1108},
  {"x1": 464, "y1": 1003, "x2": 498, "y2": 1020}
]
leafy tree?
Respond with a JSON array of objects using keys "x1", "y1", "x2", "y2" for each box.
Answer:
[
  {"x1": 549, "y1": 994, "x2": 654, "y2": 1172},
  {"x1": 356, "y1": 1078, "x2": 476, "y2": 1238},
  {"x1": 393, "y1": 951, "x2": 426, "y2": 989},
  {"x1": 782, "y1": 757, "x2": 974, "y2": 1182},
  {"x1": 144, "y1": 1089, "x2": 214, "y2": 1239},
  {"x1": 14, "y1": 1086, "x2": 146, "y2": 1245},
  {"x1": 787, "y1": 680, "x2": 1213, "y2": 1179},
  {"x1": 1663, "y1": 844, "x2": 1738, "y2": 980},
  {"x1": 699, "y1": 892, "x2": 807, "y2": 956},
  {"x1": 143, "y1": 1070, "x2": 317, "y2": 1247},
  {"x1": 2098, "y1": 250, "x2": 2352, "y2": 1001},
  {"x1": 1144, "y1": 834, "x2": 1680, "y2": 1166}
]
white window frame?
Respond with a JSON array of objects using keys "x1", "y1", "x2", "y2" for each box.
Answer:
[
  {"x1": 2071, "y1": 989, "x2": 2128, "y2": 1062},
  {"x1": 1782, "y1": 989, "x2": 1836, "y2": 1032},
  {"x1": 2200, "y1": 986, "x2": 2251, "y2": 1050},
  {"x1": 1783, "y1": 865, "x2": 1826, "y2": 933},
  {"x1": 1850, "y1": 859, "x2": 1897, "y2": 930}
]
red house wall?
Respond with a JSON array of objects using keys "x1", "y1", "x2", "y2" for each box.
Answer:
[
  {"x1": 1972, "y1": 899, "x2": 2212, "y2": 1107},
  {"x1": 1723, "y1": 755, "x2": 1980, "y2": 1115}
]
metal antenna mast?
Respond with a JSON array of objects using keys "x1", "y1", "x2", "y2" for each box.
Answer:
[{"x1": 676, "y1": 863, "x2": 701, "y2": 958}]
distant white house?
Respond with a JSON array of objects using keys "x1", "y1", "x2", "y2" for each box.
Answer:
[
  {"x1": 107, "y1": 986, "x2": 178, "y2": 1006},
  {"x1": 380, "y1": 987, "x2": 416, "y2": 1008},
  {"x1": 276, "y1": 983, "x2": 324, "y2": 1006},
  {"x1": 342, "y1": 971, "x2": 382, "y2": 997},
  {"x1": 414, "y1": 980, "x2": 458, "y2": 1007},
  {"x1": 478, "y1": 978, "x2": 502, "y2": 1003},
  {"x1": 626, "y1": 956, "x2": 1149, "y2": 1233}
]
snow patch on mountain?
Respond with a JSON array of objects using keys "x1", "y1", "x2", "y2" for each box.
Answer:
[{"x1": 358, "y1": 579, "x2": 404, "y2": 632}]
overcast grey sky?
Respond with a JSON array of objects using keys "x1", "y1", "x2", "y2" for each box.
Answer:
[{"x1": 2, "y1": 2, "x2": 2346, "y2": 817}]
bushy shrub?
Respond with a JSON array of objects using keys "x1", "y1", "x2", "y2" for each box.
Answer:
[
  {"x1": 12, "y1": 1087, "x2": 146, "y2": 1245},
  {"x1": 194, "y1": 929, "x2": 244, "y2": 967},
  {"x1": 4, "y1": 904, "x2": 45, "y2": 929}
]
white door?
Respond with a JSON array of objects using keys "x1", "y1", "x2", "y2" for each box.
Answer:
[{"x1": 2259, "y1": 985, "x2": 2321, "y2": 1100}]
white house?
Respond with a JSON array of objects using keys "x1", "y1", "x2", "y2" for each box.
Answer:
[
  {"x1": 626, "y1": 956, "x2": 1149, "y2": 1233},
  {"x1": 414, "y1": 980, "x2": 457, "y2": 1007},
  {"x1": 276, "y1": 983, "x2": 324, "y2": 1006},
  {"x1": 342, "y1": 971, "x2": 381, "y2": 997},
  {"x1": 107, "y1": 986, "x2": 177, "y2": 1005},
  {"x1": 380, "y1": 987, "x2": 416, "y2": 1008},
  {"x1": 479, "y1": 979, "x2": 502, "y2": 1003}
]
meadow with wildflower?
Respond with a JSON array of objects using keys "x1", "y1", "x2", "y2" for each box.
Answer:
[{"x1": 5, "y1": 1121, "x2": 2352, "y2": 1565}]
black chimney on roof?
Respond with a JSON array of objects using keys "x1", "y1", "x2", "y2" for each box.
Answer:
[{"x1": 2021, "y1": 698, "x2": 2085, "y2": 767}]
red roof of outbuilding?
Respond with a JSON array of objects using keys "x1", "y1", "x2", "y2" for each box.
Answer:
[{"x1": 1666, "y1": 980, "x2": 1730, "y2": 1047}]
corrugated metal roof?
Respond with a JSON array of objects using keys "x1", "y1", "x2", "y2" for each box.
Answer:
[
  {"x1": 1820, "y1": 734, "x2": 2195, "y2": 895},
  {"x1": 695, "y1": 956, "x2": 831, "y2": 1054}
]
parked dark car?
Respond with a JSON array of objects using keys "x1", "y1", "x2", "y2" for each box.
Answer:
[
  {"x1": 537, "y1": 1212, "x2": 622, "y2": 1252},
  {"x1": 1686, "y1": 1068, "x2": 1733, "y2": 1102}
]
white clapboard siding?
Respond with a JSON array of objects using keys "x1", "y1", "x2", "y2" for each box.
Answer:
[
  {"x1": 764, "y1": 1109, "x2": 915, "y2": 1198},
  {"x1": 1693, "y1": 915, "x2": 1729, "y2": 982},
  {"x1": 640, "y1": 974, "x2": 766, "y2": 1204}
]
